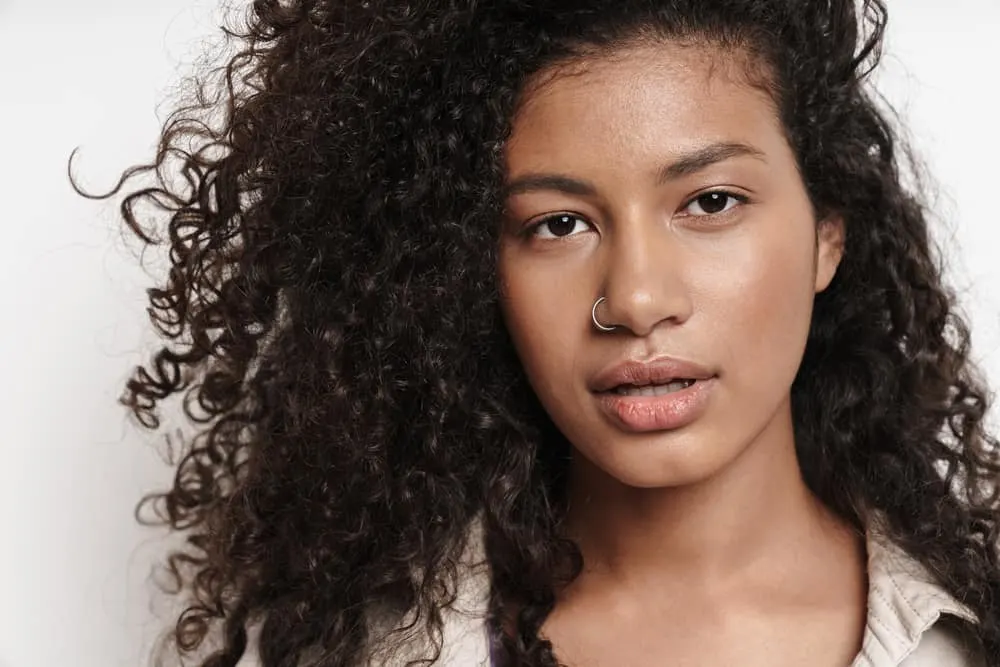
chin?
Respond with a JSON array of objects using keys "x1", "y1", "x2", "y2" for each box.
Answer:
[
  {"x1": 605, "y1": 463, "x2": 720, "y2": 489},
  {"x1": 585, "y1": 436, "x2": 737, "y2": 490}
]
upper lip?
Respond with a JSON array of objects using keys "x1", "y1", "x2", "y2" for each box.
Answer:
[{"x1": 590, "y1": 356, "x2": 715, "y2": 393}]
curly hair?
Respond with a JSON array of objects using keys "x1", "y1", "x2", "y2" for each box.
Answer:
[{"x1": 72, "y1": 0, "x2": 1000, "y2": 665}]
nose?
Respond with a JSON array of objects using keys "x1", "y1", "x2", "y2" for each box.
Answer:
[{"x1": 596, "y1": 213, "x2": 693, "y2": 336}]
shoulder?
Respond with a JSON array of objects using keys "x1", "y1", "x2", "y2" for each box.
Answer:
[
  {"x1": 899, "y1": 619, "x2": 986, "y2": 667},
  {"x1": 367, "y1": 520, "x2": 493, "y2": 667},
  {"x1": 853, "y1": 518, "x2": 984, "y2": 667}
]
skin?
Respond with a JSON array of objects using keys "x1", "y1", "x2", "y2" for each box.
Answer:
[{"x1": 497, "y1": 42, "x2": 866, "y2": 666}]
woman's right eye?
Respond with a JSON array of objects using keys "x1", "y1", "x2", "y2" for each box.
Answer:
[{"x1": 529, "y1": 214, "x2": 591, "y2": 239}]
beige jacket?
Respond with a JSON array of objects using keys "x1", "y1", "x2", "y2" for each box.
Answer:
[{"x1": 372, "y1": 520, "x2": 985, "y2": 667}]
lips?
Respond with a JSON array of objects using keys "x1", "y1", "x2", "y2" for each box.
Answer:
[{"x1": 590, "y1": 356, "x2": 715, "y2": 393}]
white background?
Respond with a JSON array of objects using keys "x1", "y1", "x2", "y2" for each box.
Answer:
[{"x1": 1, "y1": 2, "x2": 998, "y2": 667}]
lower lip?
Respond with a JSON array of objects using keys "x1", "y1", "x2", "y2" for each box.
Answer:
[{"x1": 595, "y1": 378, "x2": 716, "y2": 433}]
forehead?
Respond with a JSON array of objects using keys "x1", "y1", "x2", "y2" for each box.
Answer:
[{"x1": 505, "y1": 42, "x2": 786, "y2": 168}]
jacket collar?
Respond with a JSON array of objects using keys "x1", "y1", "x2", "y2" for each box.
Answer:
[{"x1": 853, "y1": 516, "x2": 976, "y2": 665}]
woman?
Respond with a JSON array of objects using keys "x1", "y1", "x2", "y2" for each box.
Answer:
[{"x1": 79, "y1": 0, "x2": 1000, "y2": 665}]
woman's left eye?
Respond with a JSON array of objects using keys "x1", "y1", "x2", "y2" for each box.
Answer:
[{"x1": 682, "y1": 191, "x2": 748, "y2": 217}]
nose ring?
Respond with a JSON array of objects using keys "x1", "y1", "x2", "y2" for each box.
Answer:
[{"x1": 591, "y1": 296, "x2": 617, "y2": 332}]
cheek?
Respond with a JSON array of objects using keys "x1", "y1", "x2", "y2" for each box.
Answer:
[
  {"x1": 498, "y1": 252, "x2": 584, "y2": 395},
  {"x1": 706, "y1": 229, "x2": 817, "y2": 387}
]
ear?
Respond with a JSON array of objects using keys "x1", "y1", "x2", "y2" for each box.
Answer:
[{"x1": 814, "y1": 214, "x2": 845, "y2": 294}]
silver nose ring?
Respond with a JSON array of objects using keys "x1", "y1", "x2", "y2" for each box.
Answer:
[{"x1": 592, "y1": 296, "x2": 617, "y2": 332}]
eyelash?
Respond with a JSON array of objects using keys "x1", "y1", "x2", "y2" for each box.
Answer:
[{"x1": 527, "y1": 189, "x2": 750, "y2": 239}]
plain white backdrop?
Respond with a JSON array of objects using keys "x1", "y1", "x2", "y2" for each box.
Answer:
[{"x1": 1, "y1": 2, "x2": 998, "y2": 667}]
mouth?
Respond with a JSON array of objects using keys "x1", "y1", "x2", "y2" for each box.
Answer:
[
  {"x1": 594, "y1": 376, "x2": 715, "y2": 433},
  {"x1": 589, "y1": 356, "x2": 716, "y2": 432},
  {"x1": 590, "y1": 355, "x2": 715, "y2": 394},
  {"x1": 606, "y1": 378, "x2": 698, "y2": 396}
]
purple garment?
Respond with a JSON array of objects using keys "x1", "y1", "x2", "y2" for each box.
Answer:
[{"x1": 486, "y1": 624, "x2": 500, "y2": 667}]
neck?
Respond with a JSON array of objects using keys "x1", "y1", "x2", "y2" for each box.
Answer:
[{"x1": 563, "y1": 399, "x2": 861, "y2": 596}]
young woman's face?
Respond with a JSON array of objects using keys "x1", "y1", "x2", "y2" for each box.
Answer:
[{"x1": 497, "y1": 42, "x2": 844, "y2": 489}]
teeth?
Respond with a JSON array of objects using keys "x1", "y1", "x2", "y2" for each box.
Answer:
[{"x1": 613, "y1": 380, "x2": 694, "y2": 396}]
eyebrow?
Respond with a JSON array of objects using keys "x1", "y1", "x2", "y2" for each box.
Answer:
[{"x1": 502, "y1": 141, "x2": 767, "y2": 198}]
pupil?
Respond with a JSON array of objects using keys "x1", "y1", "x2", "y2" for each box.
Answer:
[
  {"x1": 548, "y1": 215, "x2": 576, "y2": 236},
  {"x1": 698, "y1": 193, "x2": 727, "y2": 214}
]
